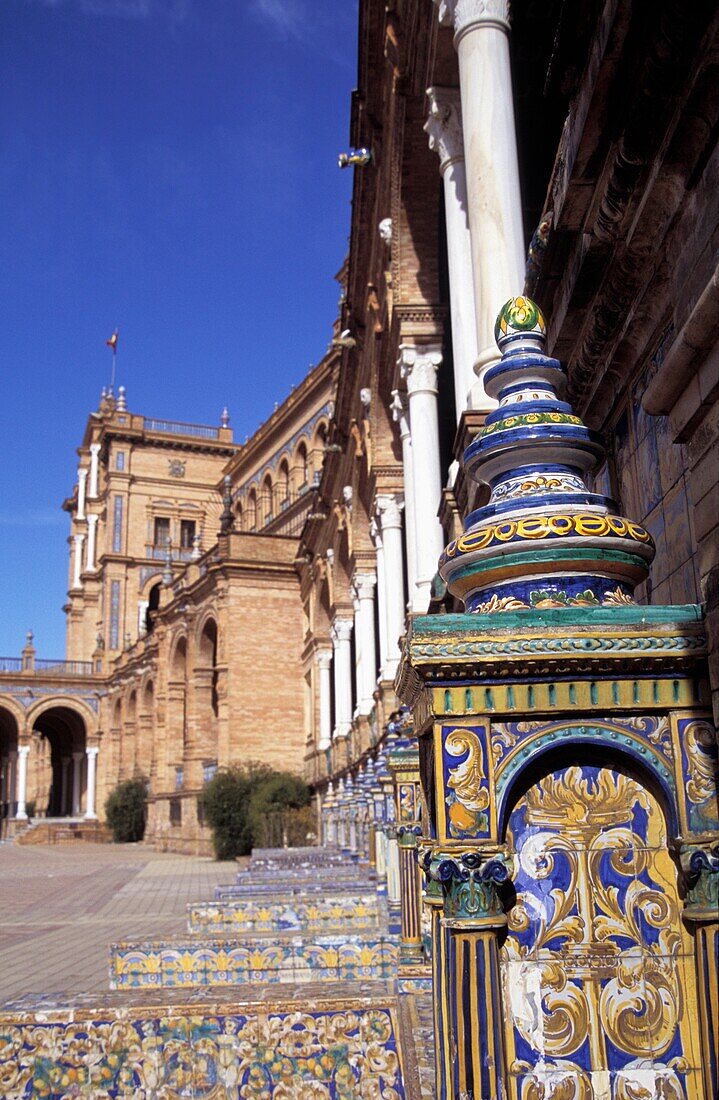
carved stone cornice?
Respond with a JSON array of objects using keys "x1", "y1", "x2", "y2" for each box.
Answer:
[{"x1": 425, "y1": 87, "x2": 464, "y2": 171}]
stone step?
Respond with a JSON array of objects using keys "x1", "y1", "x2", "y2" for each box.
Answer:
[
  {"x1": 109, "y1": 933, "x2": 398, "y2": 989},
  {"x1": 188, "y1": 893, "x2": 382, "y2": 934},
  {"x1": 15, "y1": 818, "x2": 112, "y2": 846}
]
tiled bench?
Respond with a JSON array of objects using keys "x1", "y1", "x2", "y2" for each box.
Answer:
[
  {"x1": 189, "y1": 893, "x2": 382, "y2": 934},
  {"x1": 109, "y1": 933, "x2": 398, "y2": 989}
]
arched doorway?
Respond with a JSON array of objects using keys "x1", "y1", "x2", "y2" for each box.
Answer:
[
  {"x1": 32, "y1": 706, "x2": 87, "y2": 817},
  {"x1": 0, "y1": 705, "x2": 19, "y2": 819},
  {"x1": 500, "y1": 759, "x2": 702, "y2": 1098}
]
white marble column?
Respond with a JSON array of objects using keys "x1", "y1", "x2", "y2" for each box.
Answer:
[
  {"x1": 425, "y1": 86, "x2": 483, "y2": 414},
  {"x1": 15, "y1": 744, "x2": 30, "y2": 820},
  {"x1": 434, "y1": 0, "x2": 525, "y2": 382},
  {"x1": 72, "y1": 751, "x2": 83, "y2": 815},
  {"x1": 390, "y1": 391, "x2": 418, "y2": 601},
  {"x1": 85, "y1": 514, "x2": 98, "y2": 572},
  {"x1": 85, "y1": 746, "x2": 99, "y2": 819},
  {"x1": 331, "y1": 619, "x2": 353, "y2": 741},
  {"x1": 77, "y1": 468, "x2": 88, "y2": 521},
  {"x1": 353, "y1": 573, "x2": 378, "y2": 714},
  {"x1": 376, "y1": 495, "x2": 406, "y2": 678},
  {"x1": 73, "y1": 534, "x2": 85, "y2": 587},
  {"x1": 370, "y1": 519, "x2": 389, "y2": 675},
  {"x1": 317, "y1": 649, "x2": 333, "y2": 751},
  {"x1": 88, "y1": 443, "x2": 101, "y2": 498},
  {"x1": 399, "y1": 346, "x2": 445, "y2": 612}
]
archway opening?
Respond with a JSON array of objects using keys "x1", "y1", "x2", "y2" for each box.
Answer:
[
  {"x1": 32, "y1": 706, "x2": 87, "y2": 818},
  {"x1": 145, "y1": 582, "x2": 161, "y2": 635},
  {"x1": 0, "y1": 706, "x2": 19, "y2": 819}
]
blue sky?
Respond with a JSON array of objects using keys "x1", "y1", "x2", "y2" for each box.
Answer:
[{"x1": 0, "y1": 0, "x2": 357, "y2": 656}]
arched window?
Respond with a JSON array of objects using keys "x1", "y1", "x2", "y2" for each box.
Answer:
[
  {"x1": 278, "y1": 459, "x2": 290, "y2": 510},
  {"x1": 248, "y1": 489, "x2": 258, "y2": 532},
  {"x1": 262, "y1": 474, "x2": 274, "y2": 524},
  {"x1": 296, "y1": 442, "x2": 309, "y2": 491},
  {"x1": 145, "y1": 582, "x2": 161, "y2": 635}
]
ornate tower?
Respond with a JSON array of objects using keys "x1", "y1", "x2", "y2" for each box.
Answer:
[{"x1": 398, "y1": 299, "x2": 719, "y2": 1100}]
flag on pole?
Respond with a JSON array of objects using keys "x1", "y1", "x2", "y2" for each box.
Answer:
[{"x1": 106, "y1": 330, "x2": 119, "y2": 351}]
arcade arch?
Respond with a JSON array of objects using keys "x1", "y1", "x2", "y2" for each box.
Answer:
[{"x1": 31, "y1": 705, "x2": 88, "y2": 817}]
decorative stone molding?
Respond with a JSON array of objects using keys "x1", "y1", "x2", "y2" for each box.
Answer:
[
  {"x1": 378, "y1": 217, "x2": 393, "y2": 244},
  {"x1": 425, "y1": 87, "x2": 464, "y2": 171},
  {"x1": 434, "y1": 0, "x2": 510, "y2": 37},
  {"x1": 398, "y1": 344, "x2": 442, "y2": 396}
]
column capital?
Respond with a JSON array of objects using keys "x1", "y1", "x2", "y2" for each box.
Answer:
[
  {"x1": 434, "y1": 0, "x2": 510, "y2": 38},
  {"x1": 425, "y1": 86, "x2": 464, "y2": 171},
  {"x1": 376, "y1": 494, "x2": 404, "y2": 530},
  {"x1": 353, "y1": 572, "x2": 377, "y2": 600},
  {"x1": 681, "y1": 841, "x2": 719, "y2": 922},
  {"x1": 398, "y1": 343, "x2": 442, "y2": 395},
  {"x1": 77, "y1": 467, "x2": 88, "y2": 482},
  {"x1": 424, "y1": 846, "x2": 512, "y2": 926},
  {"x1": 85, "y1": 745, "x2": 100, "y2": 758},
  {"x1": 389, "y1": 389, "x2": 410, "y2": 439},
  {"x1": 74, "y1": 533, "x2": 85, "y2": 544},
  {"x1": 331, "y1": 618, "x2": 353, "y2": 645},
  {"x1": 72, "y1": 751, "x2": 84, "y2": 762},
  {"x1": 86, "y1": 513, "x2": 99, "y2": 526},
  {"x1": 316, "y1": 648, "x2": 333, "y2": 671},
  {"x1": 89, "y1": 442, "x2": 101, "y2": 456},
  {"x1": 17, "y1": 744, "x2": 30, "y2": 759}
]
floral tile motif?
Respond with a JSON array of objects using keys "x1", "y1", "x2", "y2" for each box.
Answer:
[{"x1": 0, "y1": 1004, "x2": 406, "y2": 1098}]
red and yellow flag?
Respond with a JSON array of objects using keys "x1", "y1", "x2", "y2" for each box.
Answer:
[{"x1": 106, "y1": 330, "x2": 119, "y2": 351}]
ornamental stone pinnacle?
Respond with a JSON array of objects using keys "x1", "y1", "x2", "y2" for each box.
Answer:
[
  {"x1": 425, "y1": 87, "x2": 464, "y2": 170},
  {"x1": 438, "y1": 296, "x2": 655, "y2": 613}
]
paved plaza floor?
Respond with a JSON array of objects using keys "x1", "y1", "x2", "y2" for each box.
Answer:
[{"x1": 0, "y1": 841, "x2": 237, "y2": 1003}]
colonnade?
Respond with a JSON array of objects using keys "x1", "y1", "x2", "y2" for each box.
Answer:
[{"x1": 0, "y1": 741, "x2": 99, "y2": 821}]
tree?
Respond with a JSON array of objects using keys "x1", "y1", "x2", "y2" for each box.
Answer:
[
  {"x1": 105, "y1": 778, "x2": 146, "y2": 843},
  {"x1": 199, "y1": 764, "x2": 311, "y2": 859}
]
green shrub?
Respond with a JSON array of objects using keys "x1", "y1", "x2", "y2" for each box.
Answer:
[
  {"x1": 105, "y1": 778, "x2": 146, "y2": 843},
  {"x1": 200, "y1": 764, "x2": 311, "y2": 859},
  {"x1": 247, "y1": 771, "x2": 312, "y2": 849}
]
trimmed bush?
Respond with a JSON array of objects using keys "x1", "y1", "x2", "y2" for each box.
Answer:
[
  {"x1": 105, "y1": 778, "x2": 146, "y2": 843},
  {"x1": 200, "y1": 764, "x2": 311, "y2": 859}
]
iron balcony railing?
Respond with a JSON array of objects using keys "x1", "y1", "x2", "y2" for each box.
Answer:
[
  {"x1": 0, "y1": 657, "x2": 95, "y2": 677},
  {"x1": 143, "y1": 417, "x2": 220, "y2": 440},
  {"x1": 34, "y1": 659, "x2": 95, "y2": 676}
]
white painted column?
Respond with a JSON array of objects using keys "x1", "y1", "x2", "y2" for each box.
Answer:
[
  {"x1": 331, "y1": 619, "x2": 353, "y2": 741},
  {"x1": 386, "y1": 833, "x2": 401, "y2": 904},
  {"x1": 376, "y1": 495, "x2": 406, "y2": 678},
  {"x1": 15, "y1": 744, "x2": 30, "y2": 820},
  {"x1": 390, "y1": 391, "x2": 418, "y2": 601},
  {"x1": 317, "y1": 649, "x2": 333, "y2": 751},
  {"x1": 72, "y1": 751, "x2": 83, "y2": 816},
  {"x1": 77, "y1": 468, "x2": 88, "y2": 521},
  {"x1": 370, "y1": 519, "x2": 389, "y2": 676},
  {"x1": 399, "y1": 346, "x2": 445, "y2": 612},
  {"x1": 353, "y1": 573, "x2": 378, "y2": 715},
  {"x1": 434, "y1": 0, "x2": 525, "y2": 383},
  {"x1": 84, "y1": 746, "x2": 99, "y2": 819},
  {"x1": 85, "y1": 514, "x2": 98, "y2": 572},
  {"x1": 88, "y1": 443, "x2": 101, "y2": 498},
  {"x1": 425, "y1": 86, "x2": 484, "y2": 414},
  {"x1": 73, "y1": 534, "x2": 85, "y2": 587},
  {"x1": 138, "y1": 600, "x2": 149, "y2": 636}
]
